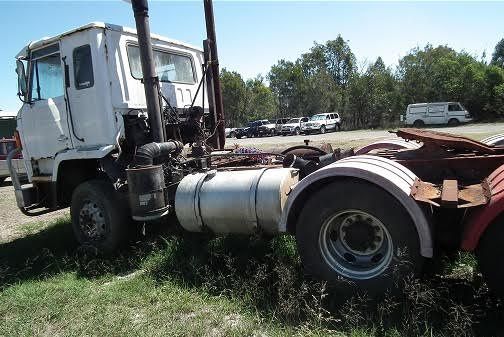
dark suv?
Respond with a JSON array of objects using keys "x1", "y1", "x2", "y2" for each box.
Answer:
[{"x1": 235, "y1": 120, "x2": 268, "y2": 139}]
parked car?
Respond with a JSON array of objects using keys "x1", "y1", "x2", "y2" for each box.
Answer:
[
  {"x1": 0, "y1": 111, "x2": 26, "y2": 183},
  {"x1": 402, "y1": 102, "x2": 473, "y2": 127},
  {"x1": 275, "y1": 118, "x2": 290, "y2": 134},
  {"x1": 235, "y1": 120, "x2": 269, "y2": 139},
  {"x1": 281, "y1": 117, "x2": 309, "y2": 136},
  {"x1": 225, "y1": 127, "x2": 236, "y2": 138},
  {"x1": 301, "y1": 113, "x2": 341, "y2": 134},
  {"x1": 258, "y1": 119, "x2": 277, "y2": 137}
]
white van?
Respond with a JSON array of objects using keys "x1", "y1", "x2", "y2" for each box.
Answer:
[{"x1": 403, "y1": 102, "x2": 473, "y2": 127}]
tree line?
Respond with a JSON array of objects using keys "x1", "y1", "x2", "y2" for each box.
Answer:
[{"x1": 220, "y1": 36, "x2": 504, "y2": 129}]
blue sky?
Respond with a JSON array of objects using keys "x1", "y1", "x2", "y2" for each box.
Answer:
[{"x1": 1, "y1": 1, "x2": 503, "y2": 112}]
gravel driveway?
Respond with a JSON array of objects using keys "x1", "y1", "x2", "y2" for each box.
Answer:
[{"x1": 229, "y1": 123, "x2": 504, "y2": 150}]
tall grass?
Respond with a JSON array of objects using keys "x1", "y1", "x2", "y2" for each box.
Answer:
[{"x1": 0, "y1": 218, "x2": 503, "y2": 336}]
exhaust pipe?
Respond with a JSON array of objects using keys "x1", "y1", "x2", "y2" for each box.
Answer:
[{"x1": 130, "y1": 0, "x2": 165, "y2": 143}]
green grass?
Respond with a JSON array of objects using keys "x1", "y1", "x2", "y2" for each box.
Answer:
[{"x1": 1, "y1": 218, "x2": 503, "y2": 337}]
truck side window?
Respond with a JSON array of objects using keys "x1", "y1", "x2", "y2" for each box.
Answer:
[
  {"x1": 73, "y1": 45, "x2": 94, "y2": 89},
  {"x1": 127, "y1": 45, "x2": 196, "y2": 84},
  {"x1": 448, "y1": 104, "x2": 461, "y2": 111},
  {"x1": 29, "y1": 44, "x2": 63, "y2": 100}
]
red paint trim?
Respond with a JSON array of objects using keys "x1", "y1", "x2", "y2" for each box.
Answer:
[{"x1": 461, "y1": 164, "x2": 504, "y2": 251}]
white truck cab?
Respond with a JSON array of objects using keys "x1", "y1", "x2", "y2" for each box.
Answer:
[
  {"x1": 14, "y1": 22, "x2": 207, "y2": 183},
  {"x1": 403, "y1": 102, "x2": 473, "y2": 127}
]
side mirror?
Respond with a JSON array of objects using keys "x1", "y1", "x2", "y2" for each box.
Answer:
[{"x1": 16, "y1": 60, "x2": 27, "y2": 98}]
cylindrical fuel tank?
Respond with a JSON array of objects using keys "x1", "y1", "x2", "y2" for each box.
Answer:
[{"x1": 175, "y1": 168, "x2": 299, "y2": 234}]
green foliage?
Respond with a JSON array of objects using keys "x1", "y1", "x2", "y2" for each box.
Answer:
[
  {"x1": 222, "y1": 37, "x2": 504, "y2": 128},
  {"x1": 491, "y1": 38, "x2": 504, "y2": 68},
  {"x1": 220, "y1": 69, "x2": 277, "y2": 127}
]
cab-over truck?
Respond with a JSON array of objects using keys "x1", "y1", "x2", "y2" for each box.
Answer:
[{"x1": 8, "y1": 0, "x2": 504, "y2": 296}]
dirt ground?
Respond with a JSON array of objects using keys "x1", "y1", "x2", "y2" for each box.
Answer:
[{"x1": 0, "y1": 179, "x2": 68, "y2": 243}]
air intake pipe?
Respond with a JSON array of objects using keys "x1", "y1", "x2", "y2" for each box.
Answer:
[{"x1": 131, "y1": 140, "x2": 183, "y2": 167}]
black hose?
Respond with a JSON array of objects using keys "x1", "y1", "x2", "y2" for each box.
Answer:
[{"x1": 132, "y1": 140, "x2": 183, "y2": 167}]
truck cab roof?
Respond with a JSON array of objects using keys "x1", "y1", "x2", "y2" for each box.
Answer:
[{"x1": 16, "y1": 22, "x2": 202, "y2": 60}]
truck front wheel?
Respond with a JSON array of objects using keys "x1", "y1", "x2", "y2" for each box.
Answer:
[
  {"x1": 476, "y1": 214, "x2": 504, "y2": 297},
  {"x1": 295, "y1": 180, "x2": 423, "y2": 295},
  {"x1": 71, "y1": 179, "x2": 130, "y2": 254}
]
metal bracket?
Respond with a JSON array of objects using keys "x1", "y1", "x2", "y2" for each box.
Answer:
[{"x1": 410, "y1": 178, "x2": 490, "y2": 208}]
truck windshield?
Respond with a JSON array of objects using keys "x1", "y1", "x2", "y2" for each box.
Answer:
[{"x1": 127, "y1": 45, "x2": 196, "y2": 84}]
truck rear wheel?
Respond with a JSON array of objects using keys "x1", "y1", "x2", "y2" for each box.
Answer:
[
  {"x1": 295, "y1": 180, "x2": 423, "y2": 295},
  {"x1": 71, "y1": 179, "x2": 130, "y2": 254},
  {"x1": 476, "y1": 214, "x2": 504, "y2": 297}
]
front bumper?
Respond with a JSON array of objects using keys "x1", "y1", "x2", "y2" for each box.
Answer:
[{"x1": 301, "y1": 125, "x2": 321, "y2": 132}]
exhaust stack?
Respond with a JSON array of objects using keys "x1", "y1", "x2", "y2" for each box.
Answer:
[
  {"x1": 130, "y1": 0, "x2": 165, "y2": 143},
  {"x1": 203, "y1": 0, "x2": 226, "y2": 149}
]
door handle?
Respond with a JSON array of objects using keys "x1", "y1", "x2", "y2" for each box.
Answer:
[{"x1": 58, "y1": 135, "x2": 68, "y2": 142}]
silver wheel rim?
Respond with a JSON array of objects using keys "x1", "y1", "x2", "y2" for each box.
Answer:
[
  {"x1": 79, "y1": 200, "x2": 107, "y2": 241},
  {"x1": 318, "y1": 209, "x2": 393, "y2": 280}
]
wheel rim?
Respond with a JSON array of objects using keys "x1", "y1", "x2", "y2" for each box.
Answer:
[
  {"x1": 320, "y1": 126, "x2": 325, "y2": 134},
  {"x1": 295, "y1": 128, "x2": 300, "y2": 135},
  {"x1": 79, "y1": 200, "x2": 107, "y2": 241},
  {"x1": 318, "y1": 209, "x2": 393, "y2": 280}
]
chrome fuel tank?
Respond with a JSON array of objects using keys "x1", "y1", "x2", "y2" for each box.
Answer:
[{"x1": 175, "y1": 168, "x2": 299, "y2": 234}]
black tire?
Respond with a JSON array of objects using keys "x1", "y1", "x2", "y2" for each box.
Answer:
[
  {"x1": 71, "y1": 179, "x2": 130, "y2": 254},
  {"x1": 296, "y1": 179, "x2": 423, "y2": 295},
  {"x1": 477, "y1": 214, "x2": 504, "y2": 297},
  {"x1": 229, "y1": 131, "x2": 236, "y2": 138},
  {"x1": 0, "y1": 177, "x2": 5, "y2": 184},
  {"x1": 295, "y1": 127, "x2": 301, "y2": 135},
  {"x1": 319, "y1": 125, "x2": 326, "y2": 134},
  {"x1": 236, "y1": 135, "x2": 242, "y2": 139},
  {"x1": 412, "y1": 120, "x2": 425, "y2": 128},
  {"x1": 447, "y1": 118, "x2": 460, "y2": 127},
  {"x1": 270, "y1": 129, "x2": 276, "y2": 137}
]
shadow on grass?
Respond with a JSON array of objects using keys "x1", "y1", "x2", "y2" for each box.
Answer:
[{"x1": 1, "y1": 217, "x2": 504, "y2": 336}]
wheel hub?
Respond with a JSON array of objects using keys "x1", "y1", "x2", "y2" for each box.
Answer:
[
  {"x1": 339, "y1": 214, "x2": 384, "y2": 255},
  {"x1": 318, "y1": 209, "x2": 393, "y2": 280},
  {"x1": 79, "y1": 201, "x2": 106, "y2": 240}
]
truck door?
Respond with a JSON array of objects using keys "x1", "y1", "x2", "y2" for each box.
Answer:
[
  {"x1": 60, "y1": 31, "x2": 115, "y2": 147},
  {"x1": 19, "y1": 43, "x2": 71, "y2": 160},
  {"x1": 427, "y1": 104, "x2": 446, "y2": 125}
]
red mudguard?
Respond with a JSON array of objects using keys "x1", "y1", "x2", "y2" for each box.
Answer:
[{"x1": 461, "y1": 164, "x2": 504, "y2": 251}]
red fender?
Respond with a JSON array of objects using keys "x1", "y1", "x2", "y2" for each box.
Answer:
[{"x1": 461, "y1": 164, "x2": 504, "y2": 251}]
